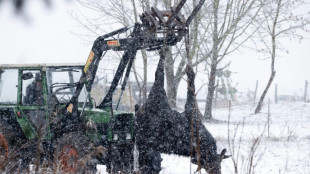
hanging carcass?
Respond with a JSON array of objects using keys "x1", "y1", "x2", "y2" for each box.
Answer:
[{"x1": 135, "y1": 48, "x2": 230, "y2": 174}]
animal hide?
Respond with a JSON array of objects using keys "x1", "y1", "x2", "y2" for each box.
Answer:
[{"x1": 135, "y1": 48, "x2": 221, "y2": 173}]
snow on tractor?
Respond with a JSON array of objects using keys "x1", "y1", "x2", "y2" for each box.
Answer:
[{"x1": 0, "y1": 0, "x2": 229, "y2": 173}]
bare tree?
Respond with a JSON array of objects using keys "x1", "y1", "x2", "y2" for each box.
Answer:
[
  {"x1": 156, "y1": 0, "x2": 262, "y2": 118},
  {"x1": 159, "y1": 0, "x2": 210, "y2": 108},
  {"x1": 254, "y1": 0, "x2": 310, "y2": 114},
  {"x1": 203, "y1": 0, "x2": 263, "y2": 120}
]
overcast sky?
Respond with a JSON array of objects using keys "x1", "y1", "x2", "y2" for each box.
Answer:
[{"x1": 0, "y1": 0, "x2": 309, "y2": 99}]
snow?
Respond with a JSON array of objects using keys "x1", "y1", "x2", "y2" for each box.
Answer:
[
  {"x1": 99, "y1": 101, "x2": 310, "y2": 174},
  {"x1": 0, "y1": 1, "x2": 309, "y2": 174}
]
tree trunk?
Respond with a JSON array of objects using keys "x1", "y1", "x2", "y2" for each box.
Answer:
[
  {"x1": 162, "y1": 0, "x2": 178, "y2": 108},
  {"x1": 142, "y1": 50, "x2": 148, "y2": 104},
  {"x1": 255, "y1": 71, "x2": 276, "y2": 114},
  {"x1": 204, "y1": 0, "x2": 219, "y2": 120},
  {"x1": 165, "y1": 47, "x2": 178, "y2": 107},
  {"x1": 214, "y1": 79, "x2": 219, "y2": 108},
  {"x1": 255, "y1": 38, "x2": 276, "y2": 113},
  {"x1": 204, "y1": 62, "x2": 217, "y2": 119},
  {"x1": 255, "y1": 0, "x2": 281, "y2": 114}
]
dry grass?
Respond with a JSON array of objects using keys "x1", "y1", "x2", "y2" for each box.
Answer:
[{"x1": 227, "y1": 101, "x2": 266, "y2": 174}]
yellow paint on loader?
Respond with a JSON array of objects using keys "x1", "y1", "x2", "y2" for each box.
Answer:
[
  {"x1": 67, "y1": 103, "x2": 73, "y2": 113},
  {"x1": 84, "y1": 51, "x2": 95, "y2": 73}
]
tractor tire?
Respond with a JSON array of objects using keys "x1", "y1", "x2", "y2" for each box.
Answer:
[
  {"x1": 0, "y1": 116, "x2": 32, "y2": 173},
  {"x1": 0, "y1": 132, "x2": 9, "y2": 170},
  {"x1": 54, "y1": 132, "x2": 96, "y2": 174},
  {"x1": 106, "y1": 144, "x2": 134, "y2": 174}
]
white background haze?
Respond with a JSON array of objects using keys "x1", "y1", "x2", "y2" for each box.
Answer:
[{"x1": 0, "y1": 0, "x2": 309, "y2": 99}]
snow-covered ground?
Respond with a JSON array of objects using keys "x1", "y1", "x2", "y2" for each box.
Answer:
[{"x1": 97, "y1": 101, "x2": 310, "y2": 174}]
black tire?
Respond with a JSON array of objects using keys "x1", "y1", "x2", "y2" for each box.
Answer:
[
  {"x1": 106, "y1": 144, "x2": 134, "y2": 174},
  {"x1": 0, "y1": 132, "x2": 9, "y2": 171},
  {"x1": 54, "y1": 132, "x2": 96, "y2": 174},
  {"x1": 0, "y1": 116, "x2": 32, "y2": 173}
]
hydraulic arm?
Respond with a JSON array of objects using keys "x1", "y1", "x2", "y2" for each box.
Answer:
[{"x1": 65, "y1": 0, "x2": 206, "y2": 114}]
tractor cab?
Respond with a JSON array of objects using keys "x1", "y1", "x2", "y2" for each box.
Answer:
[
  {"x1": 46, "y1": 65, "x2": 92, "y2": 107},
  {"x1": 0, "y1": 63, "x2": 134, "y2": 143},
  {"x1": 0, "y1": 63, "x2": 92, "y2": 140}
]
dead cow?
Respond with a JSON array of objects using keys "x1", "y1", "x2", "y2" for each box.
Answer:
[{"x1": 135, "y1": 48, "x2": 230, "y2": 174}]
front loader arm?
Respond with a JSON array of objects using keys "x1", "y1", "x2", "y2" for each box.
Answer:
[
  {"x1": 97, "y1": 49, "x2": 137, "y2": 110},
  {"x1": 65, "y1": 25, "x2": 139, "y2": 114},
  {"x1": 64, "y1": 0, "x2": 206, "y2": 114}
]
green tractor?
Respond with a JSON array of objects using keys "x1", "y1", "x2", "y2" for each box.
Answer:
[
  {"x1": 0, "y1": 63, "x2": 135, "y2": 173},
  {"x1": 0, "y1": 0, "x2": 206, "y2": 172}
]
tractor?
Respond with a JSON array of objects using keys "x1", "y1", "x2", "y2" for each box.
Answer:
[
  {"x1": 0, "y1": 63, "x2": 135, "y2": 173},
  {"x1": 0, "y1": 0, "x2": 211, "y2": 173}
]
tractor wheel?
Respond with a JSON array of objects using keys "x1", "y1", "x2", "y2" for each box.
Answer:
[
  {"x1": 59, "y1": 145, "x2": 78, "y2": 173},
  {"x1": 0, "y1": 133, "x2": 9, "y2": 170},
  {"x1": 55, "y1": 132, "x2": 96, "y2": 174},
  {"x1": 106, "y1": 144, "x2": 134, "y2": 174},
  {"x1": 0, "y1": 119, "x2": 31, "y2": 173}
]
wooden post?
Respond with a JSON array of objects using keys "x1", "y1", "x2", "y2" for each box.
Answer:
[
  {"x1": 254, "y1": 80, "x2": 258, "y2": 104},
  {"x1": 304, "y1": 80, "x2": 308, "y2": 102},
  {"x1": 275, "y1": 84, "x2": 278, "y2": 104},
  {"x1": 268, "y1": 98, "x2": 270, "y2": 138}
]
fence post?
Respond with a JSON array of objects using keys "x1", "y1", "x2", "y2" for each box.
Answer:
[
  {"x1": 268, "y1": 98, "x2": 270, "y2": 138},
  {"x1": 254, "y1": 80, "x2": 258, "y2": 104},
  {"x1": 304, "y1": 80, "x2": 308, "y2": 102},
  {"x1": 275, "y1": 84, "x2": 278, "y2": 104}
]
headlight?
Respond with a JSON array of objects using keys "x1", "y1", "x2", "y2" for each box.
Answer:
[
  {"x1": 113, "y1": 134, "x2": 118, "y2": 141},
  {"x1": 126, "y1": 133, "x2": 131, "y2": 140}
]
